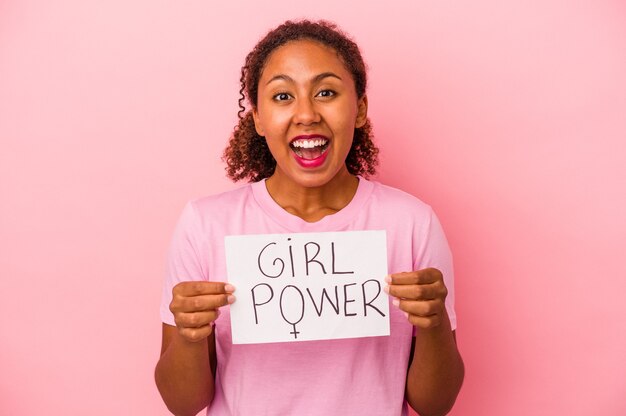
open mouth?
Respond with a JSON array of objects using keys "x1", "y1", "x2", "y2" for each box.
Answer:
[{"x1": 289, "y1": 137, "x2": 330, "y2": 160}]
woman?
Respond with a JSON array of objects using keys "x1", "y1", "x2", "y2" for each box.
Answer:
[{"x1": 155, "y1": 20, "x2": 464, "y2": 416}]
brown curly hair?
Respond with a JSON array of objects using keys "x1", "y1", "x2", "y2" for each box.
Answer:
[{"x1": 223, "y1": 19, "x2": 379, "y2": 182}]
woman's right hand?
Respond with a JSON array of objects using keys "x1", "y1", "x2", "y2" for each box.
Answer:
[{"x1": 169, "y1": 281, "x2": 236, "y2": 343}]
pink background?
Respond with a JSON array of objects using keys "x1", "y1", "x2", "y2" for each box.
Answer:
[{"x1": 1, "y1": 1, "x2": 625, "y2": 415}]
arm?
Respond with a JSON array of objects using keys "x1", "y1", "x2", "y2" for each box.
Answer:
[
  {"x1": 155, "y1": 281, "x2": 234, "y2": 416},
  {"x1": 155, "y1": 324, "x2": 215, "y2": 416},
  {"x1": 386, "y1": 269, "x2": 464, "y2": 416},
  {"x1": 406, "y1": 316, "x2": 464, "y2": 415}
]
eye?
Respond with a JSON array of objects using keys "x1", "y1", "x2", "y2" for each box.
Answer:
[
  {"x1": 316, "y1": 89, "x2": 336, "y2": 98},
  {"x1": 273, "y1": 92, "x2": 292, "y2": 101}
]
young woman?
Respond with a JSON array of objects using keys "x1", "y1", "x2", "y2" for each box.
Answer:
[{"x1": 155, "y1": 20, "x2": 464, "y2": 416}]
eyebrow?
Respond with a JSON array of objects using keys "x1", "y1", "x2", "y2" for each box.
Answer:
[{"x1": 265, "y1": 72, "x2": 343, "y2": 85}]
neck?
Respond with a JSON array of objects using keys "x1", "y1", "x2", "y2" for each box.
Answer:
[{"x1": 265, "y1": 167, "x2": 359, "y2": 223}]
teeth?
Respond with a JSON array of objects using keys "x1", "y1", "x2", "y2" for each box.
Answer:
[{"x1": 292, "y1": 139, "x2": 328, "y2": 148}]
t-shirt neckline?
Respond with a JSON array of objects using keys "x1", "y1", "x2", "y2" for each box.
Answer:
[{"x1": 251, "y1": 177, "x2": 374, "y2": 232}]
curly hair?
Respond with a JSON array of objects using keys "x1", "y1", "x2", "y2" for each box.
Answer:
[{"x1": 223, "y1": 19, "x2": 379, "y2": 182}]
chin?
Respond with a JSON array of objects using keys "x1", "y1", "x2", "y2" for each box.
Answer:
[{"x1": 291, "y1": 165, "x2": 352, "y2": 188}]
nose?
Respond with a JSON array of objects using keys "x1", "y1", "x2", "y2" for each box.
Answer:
[{"x1": 292, "y1": 97, "x2": 320, "y2": 126}]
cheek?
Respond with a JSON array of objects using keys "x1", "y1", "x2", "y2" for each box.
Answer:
[
  {"x1": 333, "y1": 108, "x2": 358, "y2": 139},
  {"x1": 258, "y1": 111, "x2": 290, "y2": 136}
]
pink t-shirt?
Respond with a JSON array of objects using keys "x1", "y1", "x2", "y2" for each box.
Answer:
[{"x1": 161, "y1": 178, "x2": 456, "y2": 416}]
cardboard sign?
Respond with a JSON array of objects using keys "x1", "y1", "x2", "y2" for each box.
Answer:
[{"x1": 225, "y1": 230, "x2": 389, "y2": 344}]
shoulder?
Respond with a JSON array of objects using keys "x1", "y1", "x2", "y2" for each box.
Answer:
[
  {"x1": 367, "y1": 180, "x2": 434, "y2": 220},
  {"x1": 191, "y1": 183, "x2": 254, "y2": 210},
  {"x1": 182, "y1": 183, "x2": 256, "y2": 227}
]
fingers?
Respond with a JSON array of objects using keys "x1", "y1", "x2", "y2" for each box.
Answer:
[
  {"x1": 393, "y1": 298, "x2": 443, "y2": 318},
  {"x1": 178, "y1": 324, "x2": 214, "y2": 343},
  {"x1": 393, "y1": 298, "x2": 446, "y2": 329},
  {"x1": 169, "y1": 280, "x2": 236, "y2": 343},
  {"x1": 173, "y1": 281, "x2": 235, "y2": 297},
  {"x1": 384, "y1": 269, "x2": 447, "y2": 301},
  {"x1": 385, "y1": 268, "x2": 448, "y2": 329},
  {"x1": 387, "y1": 268, "x2": 442, "y2": 285},
  {"x1": 170, "y1": 281, "x2": 236, "y2": 313},
  {"x1": 386, "y1": 283, "x2": 441, "y2": 300},
  {"x1": 174, "y1": 310, "x2": 220, "y2": 329},
  {"x1": 406, "y1": 313, "x2": 442, "y2": 329},
  {"x1": 171, "y1": 292, "x2": 235, "y2": 314}
]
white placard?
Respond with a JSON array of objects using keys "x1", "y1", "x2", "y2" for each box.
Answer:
[{"x1": 224, "y1": 230, "x2": 389, "y2": 344}]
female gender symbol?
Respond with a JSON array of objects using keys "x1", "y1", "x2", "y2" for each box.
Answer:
[{"x1": 279, "y1": 285, "x2": 305, "y2": 339}]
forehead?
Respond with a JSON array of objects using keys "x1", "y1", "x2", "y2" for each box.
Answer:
[{"x1": 260, "y1": 39, "x2": 350, "y2": 80}]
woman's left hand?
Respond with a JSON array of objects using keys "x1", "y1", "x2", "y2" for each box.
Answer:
[{"x1": 384, "y1": 268, "x2": 449, "y2": 329}]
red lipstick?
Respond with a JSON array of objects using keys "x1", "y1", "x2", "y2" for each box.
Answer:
[{"x1": 290, "y1": 135, "x2": 330, "y2": 169}]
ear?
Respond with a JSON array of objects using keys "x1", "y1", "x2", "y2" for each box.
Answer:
[
  {"x1": 355, "y1": 95, "x2": 368, "y2": 128},
  {"x1": 252, "y1": 108, "x2": 265, "y2": 137}
]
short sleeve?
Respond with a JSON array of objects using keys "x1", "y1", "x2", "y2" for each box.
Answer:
[
  {"x1": 160, "y1": 201, "x2": 208, "y2": 326},
  {"x1": 414, "y1": 209, "x2": 457, "y2": 331}
]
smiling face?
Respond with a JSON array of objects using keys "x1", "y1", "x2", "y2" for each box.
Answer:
[{"x1": 252, "y1": 39, "x2": 368, "y2": 190}]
